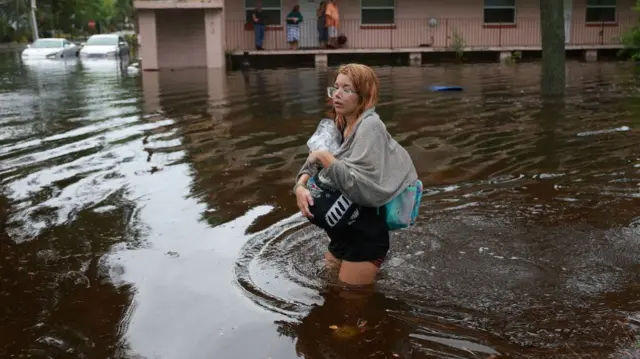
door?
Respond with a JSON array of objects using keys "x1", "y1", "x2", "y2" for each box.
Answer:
[
  {"x1": 564, "y1": 0, "x2": 572, "y2": 44},
  {"x1": 297, "y1": 0, "x2": 319, "y2": 49}
]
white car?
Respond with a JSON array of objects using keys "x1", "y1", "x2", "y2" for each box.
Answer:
[
  {"x1": 21, "y1": 38, "x2": 78, "y2": 59},
  {"x1": 79, "y1": 34, "x2": 129, "y2": 59}
]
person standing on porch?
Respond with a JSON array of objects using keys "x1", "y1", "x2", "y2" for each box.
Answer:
[
  {"x1": 325, "y1": 0, "x2": 340, "y2": 49},
  {"x1": 286, "y1": 5, "x2": 304, "y2": 50},
  {"x1": 252, "y1": 2, "x2": 266, "y2": 50},
  {"x1": 317, "y1": 1, "x2": 328, "y2": 48}
]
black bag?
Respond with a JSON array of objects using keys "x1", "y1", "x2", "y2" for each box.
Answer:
[{"x1": 307, "y1": 174, "x2": 360, "y2": 230}]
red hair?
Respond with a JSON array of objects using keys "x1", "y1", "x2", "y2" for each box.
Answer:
[{"x1": 327, "y1": 63, "x2": 380, "y2": 131}]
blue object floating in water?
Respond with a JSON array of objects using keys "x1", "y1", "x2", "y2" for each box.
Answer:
[{"x1": 430, "y1": 85, "x2": 464, "y2": 92}]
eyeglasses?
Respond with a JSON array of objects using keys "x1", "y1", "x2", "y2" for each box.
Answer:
[{"x1": 327, "y1": 86, "x2": 357, "y2": 98}]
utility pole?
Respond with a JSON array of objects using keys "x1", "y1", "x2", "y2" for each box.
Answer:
[
  {"x1": 540, "y1": 0, "x2": 565, "y2": 96},
  {"x1": 29, "y1": 0, "x2": 39, "y2": 40}
]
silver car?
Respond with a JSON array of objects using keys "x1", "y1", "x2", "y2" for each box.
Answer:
[
  {"x1": 21, "y1": 38, "x2": 78, "y2": 59},
  {"x1": 79, "y1": 34, "x2": 129, "y2": 59}
]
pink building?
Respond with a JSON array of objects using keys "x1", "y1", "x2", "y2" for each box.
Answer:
[{"x1": 134, "y1": 0, "x2": 638, "y2": 70}]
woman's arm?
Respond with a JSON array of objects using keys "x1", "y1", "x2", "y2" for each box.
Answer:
[
  {"x1": 295, "y1": 160, "x2": 319, "y2": 186},
  {"x1": 298, "y1": 173, "x2": 311, "y2": 185},
  {"x1": 295, "y1": 150, "x2": 333, "y2": 193},
  {"x1": 321, "y1": 116, "x2": 398, "y2": 207},
  {"x1": 287, "y1": 13, "x2": 302, "y2": 23},
  {"x1": 293, "y1": 173, "x2": 311, "y2": 193},
  {"x1": 308, "y1": 150, "x2": 336, "y2": 168}
]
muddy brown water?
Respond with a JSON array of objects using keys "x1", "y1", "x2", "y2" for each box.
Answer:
[{"x1": 1, "y1": 54, "x2": 639, "y2": 359}]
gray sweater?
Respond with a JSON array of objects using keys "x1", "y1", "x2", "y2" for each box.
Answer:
[{"x1": 297, "y1": 108, "x2": 418, "y2": 207}]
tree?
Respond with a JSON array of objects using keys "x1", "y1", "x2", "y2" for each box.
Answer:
[
  {"x1": 0, "y1": 0, "x2": 31, "y2": 41},
  {"x1": 621, "y1": 0, "x2": 640, "y2": 60},
  {"x1": 1, "y1": 0, "x2": 135, "y2": 42},
  {"x1": 539, "y1": 0, "x2": 566, "y2": 96},
  {"x1": 112, "y1": 0, "x2": 134, "y2": 29}
]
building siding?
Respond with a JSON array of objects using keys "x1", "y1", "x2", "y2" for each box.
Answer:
[{"x1": 224, "y1": 0, "x2": 638, "y2": 51}]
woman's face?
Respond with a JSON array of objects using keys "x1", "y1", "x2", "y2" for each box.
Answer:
[{"x1": 331, "y1": 73, "x2": 359, "y2": 117}]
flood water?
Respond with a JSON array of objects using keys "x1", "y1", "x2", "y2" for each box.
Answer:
[{"x1": 1, "y1": 53, "x2": 639, "y2": 359}]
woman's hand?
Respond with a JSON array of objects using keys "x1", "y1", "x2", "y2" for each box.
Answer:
[
  {"x1": 295, "y1": 185, "x2": 314, "y2": 218},
  {"x1": 307, "y1": 150, "x2": 336, "y2": 168},
  {"x1": 307, "y1": 150, "x2": 322, "y2": 164}
]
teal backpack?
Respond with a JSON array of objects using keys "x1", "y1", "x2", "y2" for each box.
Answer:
[{"x1": 381, "y1": 179, "x2": 424, "y2": 231}]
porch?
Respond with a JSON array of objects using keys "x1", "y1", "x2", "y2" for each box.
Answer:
[
  {"x1": 224, "y1": 0, "x2": 637, "y2": 66},
  {"x1": 225, "y1": 16, "x2": 637, "y2": 52},
  {"x1": 225, "y1": 15, "x2": 635, "y2": 67}
]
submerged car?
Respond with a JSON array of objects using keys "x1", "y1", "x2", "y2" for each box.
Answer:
[
  {"x1": 21, "y1": 38, "x2": 78, "y2": 59},
  {"x1": 79, "y1": 34, "x2": 129, "y2": 58}
]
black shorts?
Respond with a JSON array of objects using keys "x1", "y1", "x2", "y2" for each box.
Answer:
[{"x1": 307, "y1": 174, "x2": 389, "y2": 263}]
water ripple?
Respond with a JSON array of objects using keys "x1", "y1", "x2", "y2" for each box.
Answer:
[{"x1": 1, "y1": 57, "x2": 639, "y2": 359}]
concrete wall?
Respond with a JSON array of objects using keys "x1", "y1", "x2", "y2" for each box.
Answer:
[
  {"x1": 137, "y1": 6, "x2": 224, "y2": 70},
  {"x1": 157, "y1": 9, "x2": 207, "y2": 69},
  {"x1": 138, "y1": 10, "x2": 159, "y2": 70},
  {"x1": 224, "y1": 0, "x2": 638, "y2": 50}
]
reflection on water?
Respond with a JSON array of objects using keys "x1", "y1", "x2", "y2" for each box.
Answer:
[{"x1": 1, "y1": 53, "x2": 639, "y2": 359}]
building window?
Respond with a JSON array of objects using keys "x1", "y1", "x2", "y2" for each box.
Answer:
[
  {"x1": 483, "y1": 0, "x2": 516, "y2": 24},
  {"x1": 245, "y1": 0, "x2": 282, "y2": 26},
  {"x1": 585, "y1": 0, "x2": 616, "y2": 23},
  {"x1": 361, "y1": 0, "x2": 395, "y2": 25}
]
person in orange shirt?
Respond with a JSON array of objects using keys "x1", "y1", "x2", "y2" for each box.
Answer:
[{"x1": 325, "y1": 0, "x2": 340, "y2": 48}]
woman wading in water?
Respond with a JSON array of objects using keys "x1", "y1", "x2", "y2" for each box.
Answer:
[{"x1": 294, "y1": 63, "x2": 418, "y2": 287}]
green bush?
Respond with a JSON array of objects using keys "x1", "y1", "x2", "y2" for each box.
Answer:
[
  {"x1": 621, "y1": 0, "x2": 640, "y2": 60},
  {"x1": 53, "y1": 33, "x2": 73, "y2": 40},
  {"x1": 124, "y1": 33, "x2": 138, "y2": 47}
]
